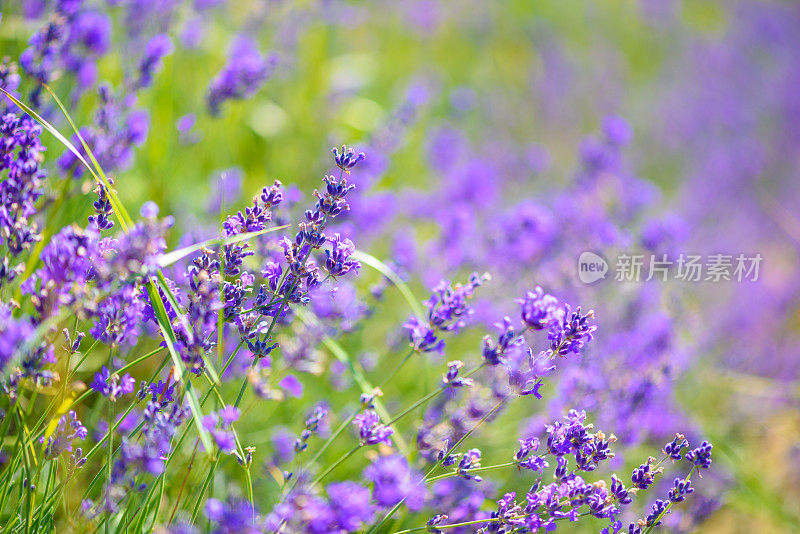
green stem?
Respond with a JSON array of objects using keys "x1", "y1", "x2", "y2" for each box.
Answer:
[
  {"x1": 368, "y1": 399, "x2": 505, "y2": 534},
  {"x1": 641, "y1": 465, "x2": 698, "y2": 534},
  {"x1": 310, "y1": 445, "x2": 360, "y2": 488},
  {"x1": 425, "y1": 461, "x2": 518, "y2": 482},
  {"x1": 191, "y1": 456, "x2": 220, "y2": 523}
]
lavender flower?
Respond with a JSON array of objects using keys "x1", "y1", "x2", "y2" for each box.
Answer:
[
  {"x1": 353, "y1": 409, "x2": 393, "y2": 446},
  {"x1": 663, "y1": 434, "x2": 689, "y2": 461},
  {"x1": 547, "y1": 305, "x2": 597, "y2": 357},
  {"x1": 90, "y1": 366, "x2": 136, "y2": 401},
  {"x1": 456, "y1": 448, "x2": 483, "y2": 481},
  {"x1": 202, "y1": 405, "x2": 240, "y2": 452},
  {"x1": 206, "y1": 497, "x2": 265, "y2": 533},
  {"x1": 442, "y1": 360, "x2": 473, "y2": 388},
  {"x1": 88, "y1": 184, "x2": 115, "y2": 230},
  {"x1": 323, "y1": 233, "x2": 360, "y2": 277},
  {"x1": 0, "y1": 112, "x2": 47, "y2": 277},
  {"x1": 326, "y1": 482, "x2": 375, "y2": 531},
  {"x1": 332, "y1": 145, "x2": 366, "y2": 171},
  {"x1": 20, "y1": 2, "x2": 112, "y2": 102},
  {"x1": 90, "y1": 285, "x2": 145, "y2": 346},
  {"x1": 207, "y1": 36, "x2": 277, "y2": 116},
  {"x1": 0, "y1": 304, "x2": 34, "y2": 373},
  {"x1": 41, "y1": 411, "x2": 87, "y2": 459},
  {"x1": 403, "y1": 315, "x2": 444, "y2": 354},
  {"x1": 685, "y1": 441, "x2": 713, "y2": 469},
  {"x1": 294, "y1": 404, "x2": 328, "y2": 453},
  {"x1": 364, "y1": 455, "x2": 426, "y2": 510},
  {"x1": 404, "y1": 273, "x2": 487, "y2": 355},
  {"x1": 482, "y1": 317, "x2": 523, "y2": 365},
  {"x1": 517, "y1": 286, "x2": 561, "y2": 331},
  {"x1": 668, "y1": 477, "x2": 694, "y2": 503},
  {"x1": 135, "y1": 34, "x2": 174, "y2": 89},
  {"x1": 631, "y1": 457, "x2": 662, "y2": 490}
]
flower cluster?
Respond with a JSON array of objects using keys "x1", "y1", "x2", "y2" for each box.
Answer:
[
  {"x1": 207, "y1": 36, "x2": 277, "y2": 116},
  {"x1": 354, "y1": 409, "x2": 393, "y2": 446},
  {"x1": 404, "y1": 272, "x2": 488, "y2": 354},
  {"x1": 41, "y1": 410, "x2": 88, "y2": 459},
  {"x1": 20, "y1": 0, "x2": 112, "y2": 104},
  {"x1": 202, "y1": 405, "x2": 241, "y2": 452},
  {"x1": 0, "y1": 112, "x2": 47, "y2": 284},
  {"x1": 294, "y1": 404, "x2": 328, "y2": 453},
  {"x1": 0, "y1": 5, "x2": 738, "y2": 531},
  {"x1": 90, "y1": 366, "x2": 135, "y2": 401}
]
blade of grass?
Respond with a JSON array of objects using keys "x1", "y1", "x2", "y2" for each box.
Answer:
[
  {"x1": 0, "y1": 87, "x2": 130, "y2": 231},
  {"x1": 145, "y1": 280, "x2": 214, "y2": 454},
  {"x1": 157, "y1": 225, "x2": 289, "y2": 268},
  {"x1": 295, "y1": 308, "x2": 411, "y2": 457},
  {"x1": 41, "y1": 84, "x2": 134, "y2": 229},
  {"x1": 352, "y1": 249, "x2": 423, "y2": 318}
]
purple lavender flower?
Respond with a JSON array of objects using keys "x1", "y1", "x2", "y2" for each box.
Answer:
[
  {"x1": 427, "y1": 513, "x2": 449, "y2": 534},
  {"x1": 631, "y1": 457, "x2": 662, "y2": 490},
  {"x1": 610, "y1": 474, "x2": 633, "y2": 505},
  {"x1": 0, "y1": 58, "x2": 21, "y2": 108},
  {"x1": 668, "y1": 477, "x2": 694, "y2": 503},
  {"x1": 503, "y1": 345, "x2": 554, "y2": 398},
  {"x1": 323, "y1": 233, "x2": 360, "y2": 277},
  {"x1": 41, "y1": 410, "x2": 88, "y2": 459},
  {"x1": 88, "y1": 184, "x2": 115, "y2": 230},
  {"x1": 294, "y1": 404, "x2": 327, "y2": 453},
  {"x1": 20, "y1": 1, "x2": 112, "y2": 101},
  {"x1": 425, "y1": 273, "x2": 487, "y2": 333},
  {"x1": 90, "y1": 285, "x2": 144, "y2": 346},
  {"x1": 0, "y1": 304, "x2": 34, "y2": 373},
  {"x1": 547, "y1": 305, "x2": 597, "y2": 357},
  {"x1": 332, "y1": 145, "x2": 366, "y2": 171},
  {"x1": 353, "y1": 409, "x2": 393, "y2": 446},
  {"x1": 456, "y1": 448, "x2": 483, "y2": 481},
  {"x1": 441, "y1": 360, "x2": 473, "y2": 389},
  {"x1": 206, "y1": 497, "x2": 265, "y2": 533},
  {"x1": 0, "y1": 112, "x2": 47, "y2": 277},
  {"x1": 202, "y1": 406, "x2": 240, "y2": 452},
  {"x1": 404, "y1": 273, "x2": 487, "y2": 355},
  {"x1": 326, "y1": 482, "x2": 375, "y2": 531},
  {"x1": 644, "y1": 498, "x2": 671, "y2": 528},
  {"x1": 515, "y1": 437, "x2": 540, "y2": 461},
  {"x1": 22, "y1": 225, "x2": 97, "y2": 319},
  {"x1": 685, "y1": 440, "x2": 713, "y2": 469},
  {"x1": 364, "y1": 455, "x2": 426, "y2": 510},
  {"x1": 517, "y1": 286, "x2": 561, "y2": 331},
  {"x1": 482, "y1": 317, "x2": 524, "y2": 365},
  {"x1": 94, "y1": 218, "x2": 170, "y2": 282},
  {"x1": 57, "y1": 85, "x2": 150, "y2": 177},
  {"x1": 90, "y1": 366, "x2": 136, "y2": 401},
  {"x1": 663, "y1": 434, "x2": 689, "y2": 461},
  {"x1": 402, "y1": 315, "x2": 444, "y2": 354},
  {"x1": 136, "y1": 34, "x2": 173, "y2": 89},
  {"x1": 207, "y1": 36, "x2": 277, "y2": 116}
]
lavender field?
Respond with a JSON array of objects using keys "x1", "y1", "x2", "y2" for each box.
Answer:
[{"x1": 0, "y1": 1, "x2": 798, "y2": 532}]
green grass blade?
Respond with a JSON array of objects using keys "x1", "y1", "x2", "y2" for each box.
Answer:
[
  {"x1": 145, "y1": 280, "x2": 214, "y2": 454},
  {"x1": 41, "y1": 84, "x2": 134, "y2": 229},
  {"x1": 295, "y1": 308, "x2": 411, "y2": 457},
  {"x1": 352, "y1": 249, "x2": 423, "y2": 318},
  {"x1": 0, "y1": 87, "x2": 131, "y2": 231},
  {"x1": 156, "y1": 225, "x2": 289, "y2": 268}
]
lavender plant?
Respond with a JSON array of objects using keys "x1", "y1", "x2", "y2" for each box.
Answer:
[{"x1": 2, "y1": 1, "x2": 770, "y2": 533}]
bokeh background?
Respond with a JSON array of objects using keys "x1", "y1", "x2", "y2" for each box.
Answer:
[{"x1": 1, "y1": 0, "x2": 799, "y2": 532}]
